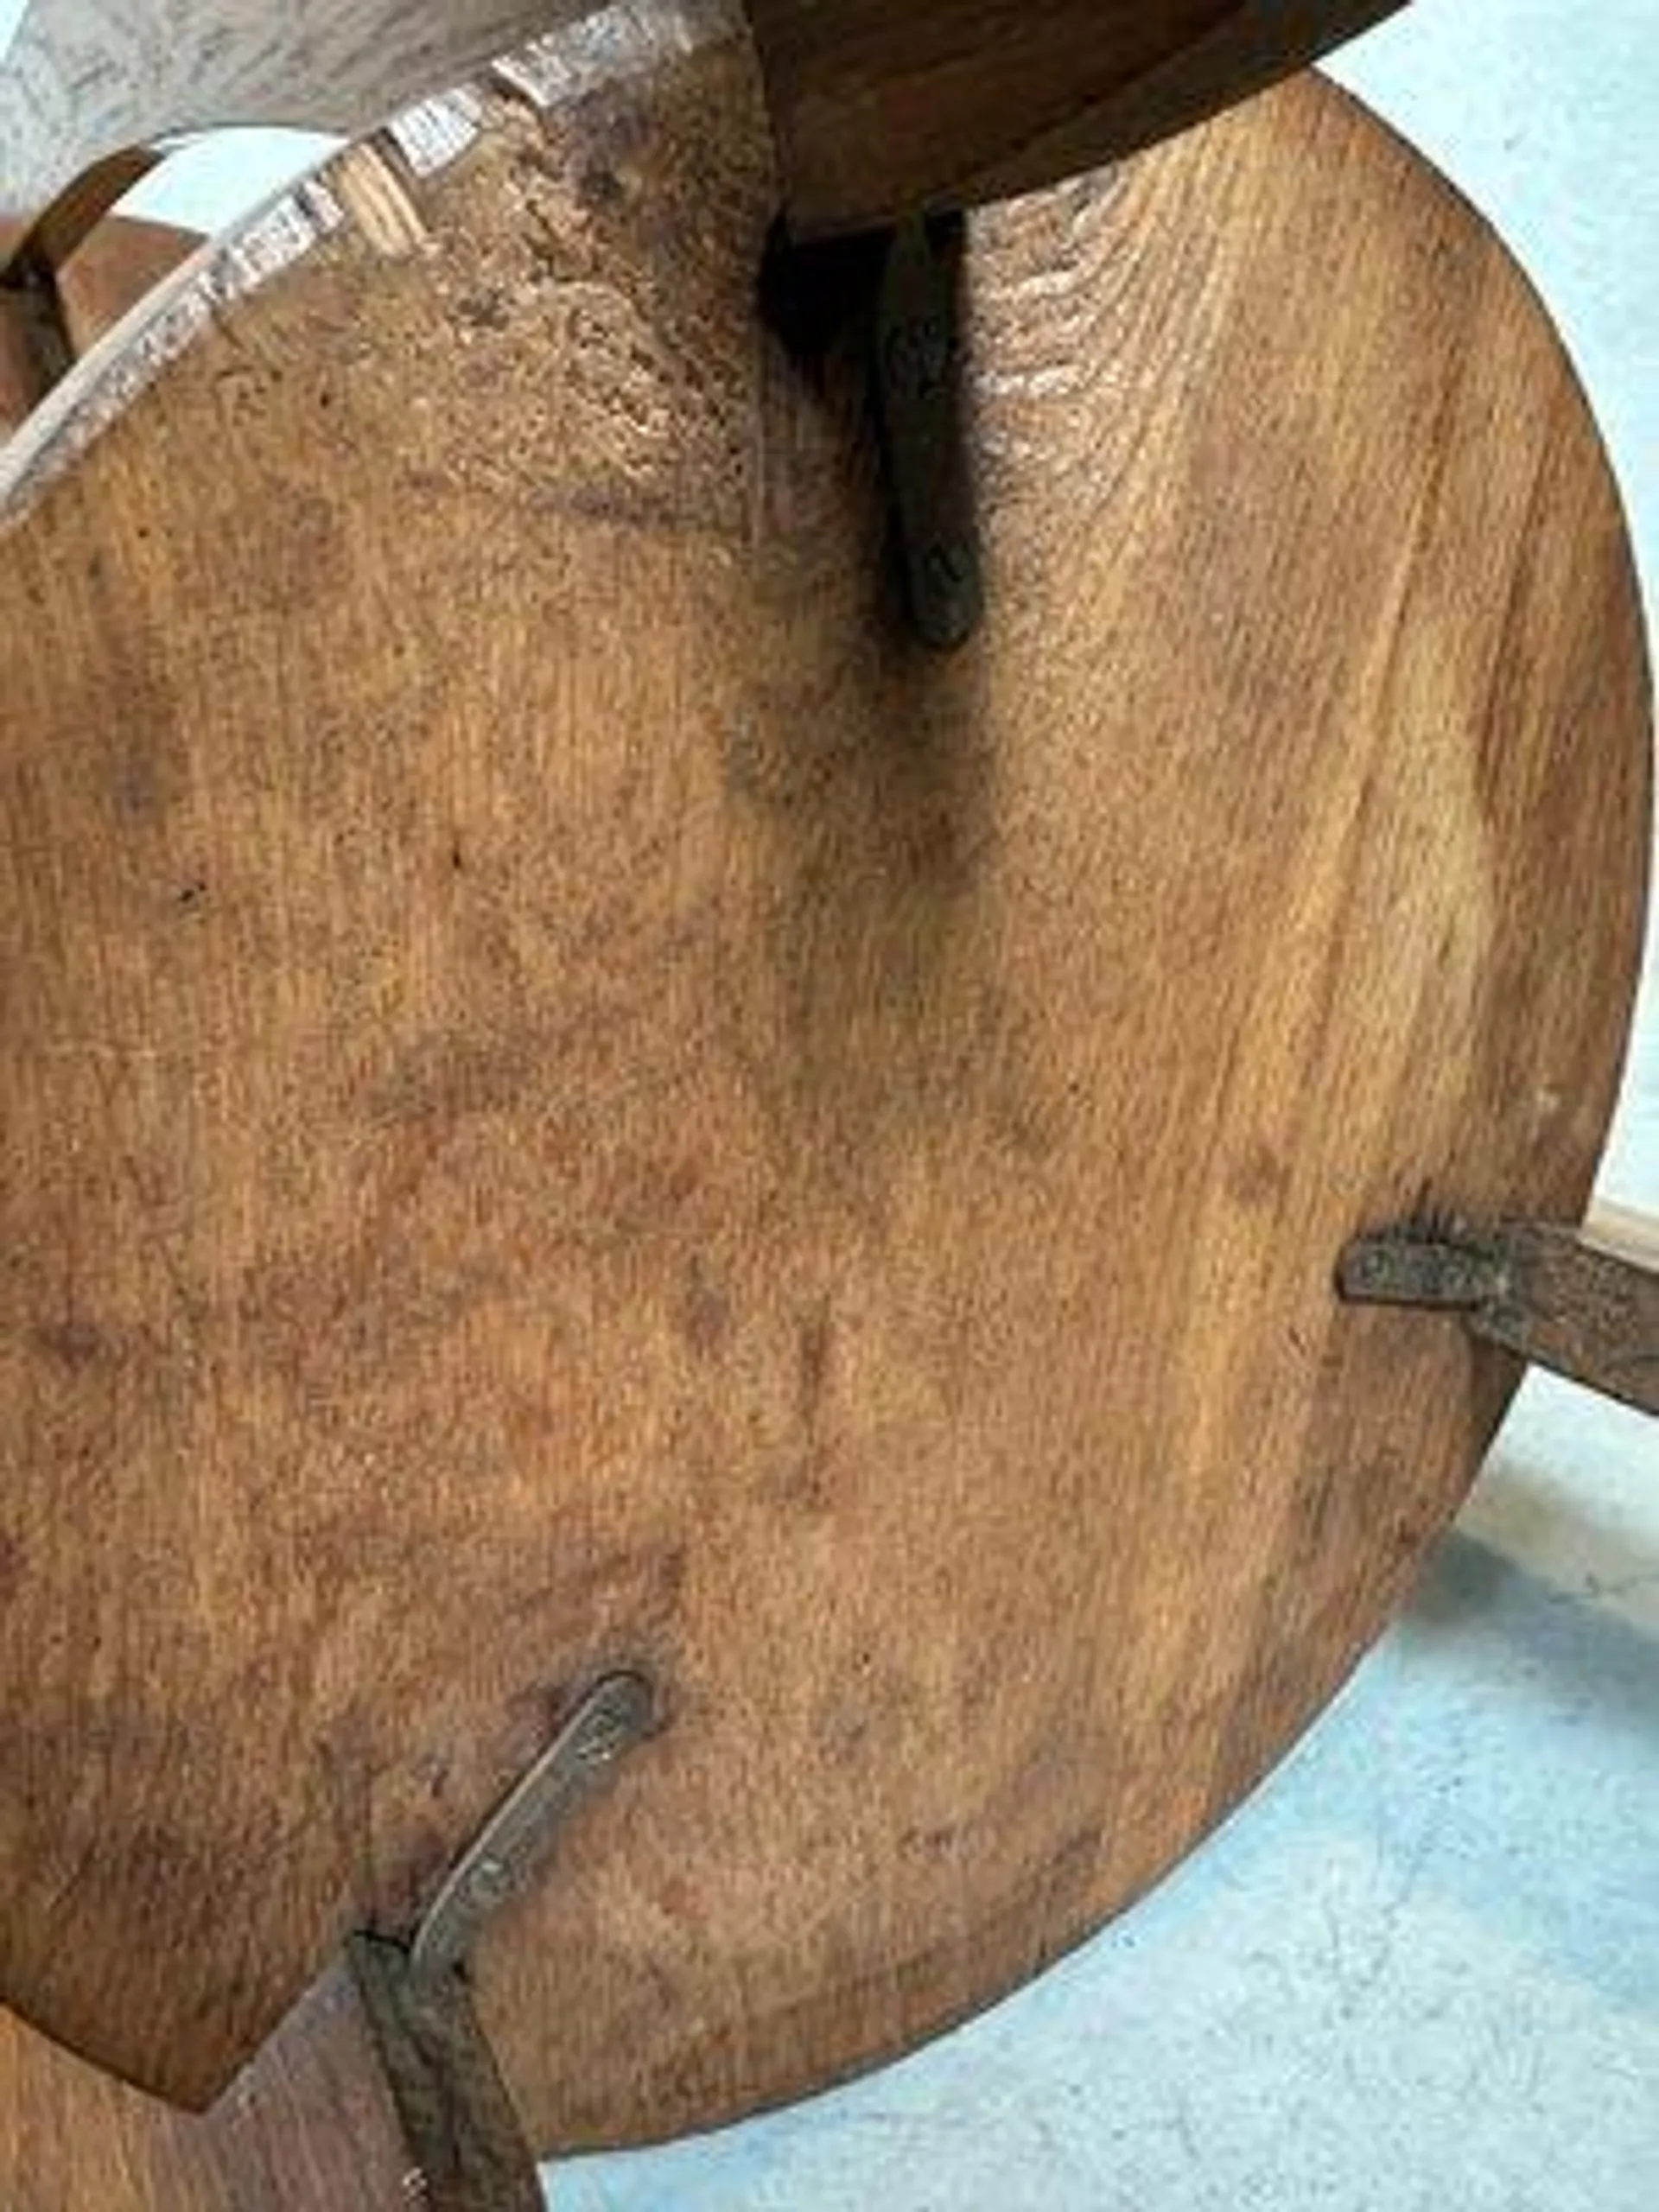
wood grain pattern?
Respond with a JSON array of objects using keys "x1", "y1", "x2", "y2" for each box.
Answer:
[
  {"x1": 0, "y1": 26, "x2": 1649, "y2": 2176},
  {"x1": 747, "y1": 0, "x2": 1408, "y2": 233}
]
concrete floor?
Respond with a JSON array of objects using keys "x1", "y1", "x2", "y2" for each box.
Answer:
[{"x1": 5, "y1": 0, "x2": 1653, "y2": 2203}]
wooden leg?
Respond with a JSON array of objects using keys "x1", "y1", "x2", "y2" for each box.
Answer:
[
  {"x1": 0, "y1": 207, "x2": 194, "y2": 436},
  {"x1": 0, "y1": 1675, "x2": 654, "y2": 2206},
  {"x1": 0, "y1": 1961, "x2": 516, "y2": 2212}
]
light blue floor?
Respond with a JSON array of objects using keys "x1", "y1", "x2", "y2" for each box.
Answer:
[{"x1": 4, "y1": 3, "x2": 1654, "y2": 2204}]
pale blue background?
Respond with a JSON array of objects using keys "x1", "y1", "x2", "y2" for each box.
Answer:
[{"x1": 3, "y1": 3, "x2": 1654, "y2": 2205}]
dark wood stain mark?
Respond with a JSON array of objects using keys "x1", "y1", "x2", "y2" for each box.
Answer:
[
  {"x1": 366, "y1": 1033, "x2": 537, "y2": 1128},
  {"x1": 681, "y1": 1258, "x2": 732, "y2": 1358},
  {"x1": 112, "y1": 734, "x2": 184, "y2": 823},
  {"x1": 1227, "y1": 1139, "x2": 1290, "y2": 1209},
  {"x1": 31, "y1": 1319, "x2": 112, "y2": 1370},
  {"x1": 797, "y1": 1300, "x2": 833, "y2": 1422}
]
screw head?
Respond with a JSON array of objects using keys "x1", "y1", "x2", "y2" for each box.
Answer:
[{"x1": 467, "y1": 1856, "x2": 514, "y2": 1908}]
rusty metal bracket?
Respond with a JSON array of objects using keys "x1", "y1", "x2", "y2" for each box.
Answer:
[
  {"x1": 412, "y1": 1669, "x2": 655, "y2": 1983},
  {"x1": 1338, "y1": 1217, "x2": 1659, "y2": 1417},
  {"x1": 760, "y1": 210, "x2": 982, "y2": 651},
  {"x1": 347, "y1": 1671, "x2": 658, "y2": 2212},
  {"x1": 868, "y1": 212, "x2": 982, "y2": 651}
]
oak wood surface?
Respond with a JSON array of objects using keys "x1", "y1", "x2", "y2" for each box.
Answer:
[
  {"x1": 0, "y1": 1965, "x2": 442, "y2": 2212},
  {"x1": 0, "y1": 26, "x2": 1649, "y2": 2179},
  {"x1": 748, "y1": 0, "x2": 1408, "y2": 233}
]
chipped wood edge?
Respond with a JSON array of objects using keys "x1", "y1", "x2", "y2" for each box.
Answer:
[
  {"x1": 0, "y1": 161, "x2": 349, "y2": 517},
  {"x1": 0, "y1": 1, "x2": 747, "y2": 522}
]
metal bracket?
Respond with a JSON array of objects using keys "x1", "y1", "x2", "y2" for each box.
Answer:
[
  {"x1": 1338, "y1": 1217, "x2": 1659, "y2": 1417},
  {"x1": 347, "y1": 1933, "x2": 545, "y2": 2212},
  {"x1": 410, "y1": 1669, "x2": 655, "y2": 1984},
  {"x1": 346, "y1": 1671, "x2": 658, "y2": 2212},
  {"x1": 760, "y1": 212, "x2": 983, "y2": 651},
  {"x1": 868, "y1": 213, "x2": 982, "y2": 651}
]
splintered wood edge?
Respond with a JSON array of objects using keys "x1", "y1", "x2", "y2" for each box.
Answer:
[{"x1": 0, "y1": 0, "x2": 746, "y2": 518}]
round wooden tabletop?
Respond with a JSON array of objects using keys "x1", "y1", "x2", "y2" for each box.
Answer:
[{"x1": 0, "y1": 23, "x2": 1648, "y2": 2166}]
